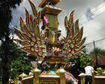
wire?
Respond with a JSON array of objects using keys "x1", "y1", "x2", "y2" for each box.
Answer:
[{"x1": 85, "y1": 37, "x2": 105, "y2": 45}]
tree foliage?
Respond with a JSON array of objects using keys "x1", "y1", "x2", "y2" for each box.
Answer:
[
  {"x1": 64, "y1": 50, "x2": 92, "y2": 78},
  {"x1": 0, "y1": 0, "x2": 22, "y2": 39},
  {"x1": 0, "y1": 0, "x2": 23, "y2": 84},
  {"x1": 10, "y1": 47, "x2": 33, "y2": 79},
  {"x1": 0, "y1": 47, "x2": 2, "y2": 84},
  {"x1": 1, "y1": 42, "x2": 36, "y2": 80},
  {"x1": 90, "y1": 48, "x2": 105, "y2": 56}
]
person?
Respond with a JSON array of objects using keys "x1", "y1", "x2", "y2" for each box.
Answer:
[{"x1": 84, "y1": 63, "x2": 94, "y2": 84}]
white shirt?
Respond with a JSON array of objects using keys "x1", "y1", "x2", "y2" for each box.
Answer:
[{"x1": 85, "y1": 66, "x2": 94, "y2": 76}]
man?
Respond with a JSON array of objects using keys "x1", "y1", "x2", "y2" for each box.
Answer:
[{"x1": 85, "y1": 64, "x2": 94, "y2": 84}]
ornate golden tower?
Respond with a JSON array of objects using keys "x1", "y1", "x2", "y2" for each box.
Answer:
[
  {"x1": 39, "y1": 0, "x2": 62, "y2": 44},
  {"x1": 14, "y1": 0, "x2": 86, "y2": 83},
  {"x1": 14, "y1": 0, "x2": 86, "y2": 66},
  {"x1": 38, "y1": 0, "x2": 64, "y2": 64}
]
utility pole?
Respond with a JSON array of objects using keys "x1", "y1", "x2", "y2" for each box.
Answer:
[{"x1": 93, "y1": 40, "x2": 98, "y2": 68}]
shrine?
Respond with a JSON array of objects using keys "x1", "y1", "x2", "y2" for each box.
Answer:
[{"x1": 14, "y1": 0, "x2": 86, "y2": 84}]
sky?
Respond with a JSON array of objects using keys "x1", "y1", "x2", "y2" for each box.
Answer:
[{"x1": 10, "y1": 0, "x2": 105, "y2": 52}]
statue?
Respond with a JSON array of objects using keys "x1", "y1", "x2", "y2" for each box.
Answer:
[{"x1": 14, "y1": 0, "x2": 86, "y2": 83}]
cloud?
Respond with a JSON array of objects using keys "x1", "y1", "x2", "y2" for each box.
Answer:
[
  {"x1": 10, "y1": 0, "x2": 29, "y2": 28},
  {"x1": 85, "y1": 8, "x2": 94, "y2": 21},
  {"x1": 91, "y1": 2, "x2": 105, "y2": 18},
  {"x1": 10, "y1": 0, "x2": 41, "y2": 28},
  {"x1": 78, "y1": 1, "x2": 105, "y2": 42},
  {"x1": 16, "y1": 0, "x2": 41, "y2": 15},
  {"x1": 78, "y1": 1, "x2": 105, "y2": 52},
  {"x1": 58, "y1": 25, "x2": 66, "y2": 37},
  {"x1": 83, "y1": 20, "x2": 102, "y2": 43}
]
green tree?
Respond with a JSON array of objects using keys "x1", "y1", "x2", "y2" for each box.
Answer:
[
  {"x1": 0, "y1": 57, "x2": 2, "y2": 84},
  {"x1": 1, "y1": 42, "x2": 36, "y2": 80},
  {"x1": 0, "y1": 46, "x2": 2, "y2": 84},
  {"x1": 64, "y1": 50, "x2": 92, "y2": 78},
  {"x1": 9, "y1": 42, "x2": 37, "y2": 79},
  {"x1": 90, "y1": 48, "x2": 105, "y2": 56},
  {"x1": 0, "y1": 0, "x2": 23, "y2": 84},
  {"x1": 10, "y1": 46, "x2": 33, "y2": 79}
]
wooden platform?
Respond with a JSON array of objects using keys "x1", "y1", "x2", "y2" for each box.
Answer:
[{"x1": 95, "y1": 75, "x2": 105, "y2": 84}]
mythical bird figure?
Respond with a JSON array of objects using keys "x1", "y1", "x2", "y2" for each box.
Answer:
[
  {"x1": 62, "y1": 10, "x2": 86, "y2": 58},
  {"x1": 14, "y1": 0, "x2": 86, "y2": 59},
  {"x1": 14, "y1": 0, "x2": 46, "y2": 57}
]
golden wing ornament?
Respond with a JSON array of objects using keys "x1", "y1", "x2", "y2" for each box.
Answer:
[
  {"x1": 63, "y1": 10, "x2": 86, "y2": 58},
  {"x1": 14, "y1": 0, "x2": 46, "y2": 57}
]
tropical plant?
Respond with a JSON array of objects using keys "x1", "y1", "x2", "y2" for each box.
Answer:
[
  {"x1": 10, "y1": 52, "x2": 32, "y2": 79},
  {"x1": 1, "y1": 41, "x2": 35, "y2": 82},
  {"x1": 5, "y1": 42, "x2": 35, "y2": 79},
  {"x1": 0, "y1": 58, "x2": 1, "y2": 84},
  {"x1": 64, "y1": 50, "x2": 92, "y2": 78},
  {"x1": 95, "y1": 67, "x2": 103, "y2": 75}
]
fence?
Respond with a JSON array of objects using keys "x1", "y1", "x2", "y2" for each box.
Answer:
[{"x1": 85, "y1": 38, "x2": 105, "y2": 54}]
